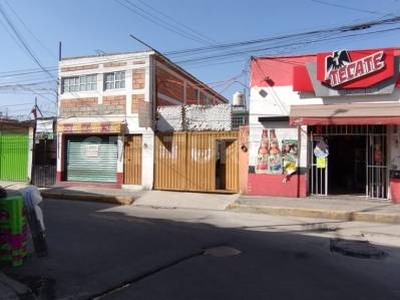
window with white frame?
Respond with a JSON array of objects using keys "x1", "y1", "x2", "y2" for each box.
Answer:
[
  {"x1": 104, "y1": 71, "x2": 125, "y2": 90},
  {"x1": 62, "y1": 74, "x2": 97, "y2": 93}
]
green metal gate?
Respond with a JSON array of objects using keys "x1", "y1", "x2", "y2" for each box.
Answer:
[
  {"x1": 66, "y1": 135, "x2": 118, "y2": 182},
  {"x1": 0, "y1": 131, "x2": 29, "y2": 181}
]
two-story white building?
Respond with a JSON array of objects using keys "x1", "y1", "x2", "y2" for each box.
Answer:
[{"x1": 57, "y1": 51, "x2": 228, "y2": 189}]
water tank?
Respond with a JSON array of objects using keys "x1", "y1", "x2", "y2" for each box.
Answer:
[{"x1": 232, "y1": 91, "x2": 244, "y2": 106}]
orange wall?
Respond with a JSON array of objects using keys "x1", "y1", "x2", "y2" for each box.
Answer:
[{"x1": 155, "y1": 57, "x2": 227, "y2": 107}]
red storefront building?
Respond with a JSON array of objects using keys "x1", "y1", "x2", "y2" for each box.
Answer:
[{"x1": 243, "y1": 47, "x2": 400, "y2": 203}]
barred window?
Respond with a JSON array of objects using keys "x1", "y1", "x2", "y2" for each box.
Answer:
[
  {"x1": 62, "y1": 74, "x2": 97, "y2": 93},
  {"x1": 104, "y1": 71, "x2": 125, "y2": 90}
]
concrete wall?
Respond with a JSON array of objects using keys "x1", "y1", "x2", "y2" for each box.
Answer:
[{"x1": 156, "y1": 104, "x2": 232, "y2": 132}]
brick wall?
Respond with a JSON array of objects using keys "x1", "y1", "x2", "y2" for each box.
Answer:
[
  {"x1": 59, "y1": 98, "x2": 98, "y2": 116},
  {"x1": 186, "y1": 84, "x2": 198, "y2": 104},
  {"x1": 131, "y1": 94, "x2": 145, "y2": 113},
  {"x1": 60, "y1": 96, "x2": 126, "y2": 116},
  {"x1": 60, "y1": 64, "x2": 99, "y2": 72},
  {"x1": 156, "y1": 67, "x2": 184, "y2": 103},
  {"x1": 155, "y1": 57, "x2": 227, "y2": 107},
  {"x1": 103, "y1": 95, "x2": 126, "y2": 114},
  {"x1": 132, "y1": 68, "x2": 145, "y2": 89},
  {"x1": 104, "y1": 62, "x2": 127, "y2": 68}
]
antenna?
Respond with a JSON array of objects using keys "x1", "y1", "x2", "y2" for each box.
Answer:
[
  {"x1": 58, "y1": 41, "x2": 62, "y2": 61},
  {"x1": 129, "y1": 34, "x2": 161, "y2": 55}
]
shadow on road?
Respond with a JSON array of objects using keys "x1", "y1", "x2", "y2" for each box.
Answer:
[{"x1": 2, "y1": 198, "x2": 400, "y2": 300}]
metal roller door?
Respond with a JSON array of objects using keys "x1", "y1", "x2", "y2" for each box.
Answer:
[
  {"x1": 66, "y1": 135, "x2": 117, "y2": 182},
  {"x1": 0, "y1": 131, "x2": 28, "y2": 181}
]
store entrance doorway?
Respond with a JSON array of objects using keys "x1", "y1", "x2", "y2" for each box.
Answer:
[
  {"x1": 328, "y1": 135, "x2": 366, "y2": 195},
  {"x1": 308, "y1": 125, "x2": 387, "y2": 200}
]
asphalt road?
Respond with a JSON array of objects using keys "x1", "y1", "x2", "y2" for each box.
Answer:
[{"x1": 3, "y1": 198, "x2": 400, "y2": 300}]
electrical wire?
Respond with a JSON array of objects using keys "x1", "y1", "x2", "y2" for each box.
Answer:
[
  {"x1": 2, "y1": 12, "x2": 400, "y2": 118},
  {"x1": 133, "y1": 0, "x2": 216, "y2": 45},
  {"x1": 4, "y1": 1, "x2": 57, "y2": 60},
  {"x1": 0, "y1": 2, "x2": 55, "y2": 80},
  {"x1": 310, "y1": 0, "x2": 390, "y2": 16},
  {"x1": 115, "y1": 0, "x2": 212, "y2": 45}
]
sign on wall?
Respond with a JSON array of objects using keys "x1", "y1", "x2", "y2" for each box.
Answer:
[
  {"x1": 36, "y1": 119, "x2": 54, "y2": 140},
  {"x1": 254, "y1": 128, "x2": 298, "y2": 176},
  {"x1": 316, "y1": 48, "x2": 394, "y2": 89}
]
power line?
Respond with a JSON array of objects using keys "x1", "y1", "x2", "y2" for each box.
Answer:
[
  {"x1": 166, "y1": 15, "x2": 400, "y2": 58},
  {"x1": 0, "y1": 2, "x2": 56, "y2": 80},
  {"x1": 0, "y1": 13, "x2": 398, "y2": 108},
  {"x1": 4, "y1": 1, "x2": 57, "y2": 60},
  {"x1": 134, "y1": 0, "x2": 216, "y2": 45},
  {"x1": 115, "y1": 0, "x2": 212, "y2": 45},
  {"x1": 310, "y1": 0, "x2": 390, "y2": 16}
]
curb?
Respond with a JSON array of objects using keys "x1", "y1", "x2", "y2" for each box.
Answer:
[
  {"x1": 40, "y1": 191, "x2": 134, "y2": 205},
  {"x1": 228, "y1": 203, "x2": 351, "y2": 220},
  {"x1": 352, "y1": 212, "x2": 400, "y2": 224},
  {"x1": 228, "y1": 203, "x2": 400, "y2": 224}
]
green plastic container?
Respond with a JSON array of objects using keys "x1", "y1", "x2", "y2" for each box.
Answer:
[
  {"x1": 0, "y1": 195, "x2": 27, "y2": 267},
  {"x1": 0, "y1": 195, "x2": 25, "y2": 234}
]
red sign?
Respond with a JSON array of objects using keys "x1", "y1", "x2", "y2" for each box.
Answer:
[{"x1": 317, "y1": 49, "x2": 394, "y2": 88}]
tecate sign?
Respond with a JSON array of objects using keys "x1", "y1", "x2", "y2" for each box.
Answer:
[
  {"x1": 325, "y1": 50, "x2": 385, "y2": 87},
  {"x1": 316, "y1": 48, "x2": 394, "y2": 89}
]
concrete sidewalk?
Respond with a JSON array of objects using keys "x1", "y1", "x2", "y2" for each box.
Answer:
[
  {"x1": 39, "y1": 186, "x2": 237, "y2": 210},
  {"x1": 3, "y1": 181, "x2": 400, "y2": 224},
  {"x1": 230, "y1": 195, "x2": 400, "y2": 224},
  {"x1": 36, "y1": 184, "x2": 400, "y2": 225}
]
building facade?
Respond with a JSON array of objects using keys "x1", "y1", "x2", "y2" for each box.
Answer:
[
  {"x1": 57, "y1": 51, "x2": 227, "y2": 189},
  {"x1": 245, "y1": 47, "x2": 400, "y2": 203}
]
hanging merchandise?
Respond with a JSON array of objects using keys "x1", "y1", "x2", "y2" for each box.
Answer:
[
  {"x1": 256, "y1": 129, "x2": 269, "y2": 174},
  {"x1": 317, "y1": 157, "x2": 327, "y2": 168},
  {"x1": 314, "y1": 136, "x2": 329, "y2": 158}
]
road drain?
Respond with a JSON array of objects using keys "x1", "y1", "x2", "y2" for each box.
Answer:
[{"x1": 330, "y1": 238, "x2": 387, "y2": 259}]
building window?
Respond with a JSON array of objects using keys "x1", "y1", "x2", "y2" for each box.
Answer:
[
  {"x1": 62, "y1": 74, "x2": 97, "y2": 93},
  {"x1": 232, "y1": 113, "x2": 248, "y2": 129},
  {"x1": 205, "y1": 95, "x2": 212, "y2": 105},
  {"x1": 104, "y1": 71, "x2": 125, "y2": 90}
]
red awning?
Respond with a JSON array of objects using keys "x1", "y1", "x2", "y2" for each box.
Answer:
[{"x1": 289, "y1": 102, "x2": 400, "y2": 125}]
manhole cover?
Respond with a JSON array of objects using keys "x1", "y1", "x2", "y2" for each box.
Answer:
[
  {"x1": 203, "y1": 246, "x2": 241, "y2": 257},
  {"x1": 330, "y1": 238, "x2": 387, "y2": 259}
]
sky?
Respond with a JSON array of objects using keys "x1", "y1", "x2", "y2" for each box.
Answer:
[{"x1": 0, "y1": 0, "x2": 399, "y2": 119}]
